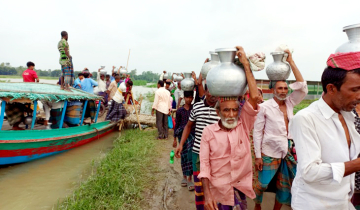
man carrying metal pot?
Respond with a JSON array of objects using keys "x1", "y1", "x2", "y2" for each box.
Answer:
[
  {"x1": 197, "y1": 46, "x2": 260, "y2": 210},
  {"x1": 175, "y1": 78, "x2": 219, "y2": 210},
  {"x1": 253, "y1": 50, "x2": 307, "y2": 210}
]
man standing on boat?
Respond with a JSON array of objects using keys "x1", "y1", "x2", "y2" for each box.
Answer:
[
  {"x1": 58, "y1": 31, "x2": 74, "y2": 91},
  {"x1": 253, "y1": 50, "x2": 307, "y2": 210}
]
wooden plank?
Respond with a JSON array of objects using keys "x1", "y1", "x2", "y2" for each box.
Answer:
[{"x1": 1, "y1": 97, "x2": 32, "y2": 103}]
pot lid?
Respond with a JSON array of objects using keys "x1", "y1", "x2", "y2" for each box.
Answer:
[
  {"x1": 215, "y1": 48, "x2": 237, "y2": 52},
  {"x1": 343, "y1": 23, "x2": 360, "y2": 31}
]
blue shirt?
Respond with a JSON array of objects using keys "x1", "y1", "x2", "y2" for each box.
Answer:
[
  {"x1": 81, "y1": 78, "x2": 98, "y2": 94},
  {"x1": 73, "y1": 78, "x2": 81, "y2": 89},
  {"x1": 110, "y1": 76, "x2": 115, "y2": 82}
]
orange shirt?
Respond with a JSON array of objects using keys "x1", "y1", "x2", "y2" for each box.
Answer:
[{"x1": 198, "y1": 101, "x2": 259, "y2": 206}]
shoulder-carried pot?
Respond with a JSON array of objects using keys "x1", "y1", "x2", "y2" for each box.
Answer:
[
  {"x1": 181, "y1": 72, "x2": 195, "y2": 91},
  {"x1": 120, "y1": 67, "x2": 127, "y2": 74},
  {"x1": 266, "y1": 52, "x2": 290, "y2": 80},
  {"x1": 175, "y1": 74, "x2": 183, "y2": 82},
  {"x1": 206, "y1": 48, "x2": 247, "y2": 97},
  {"x1": 163, "y1": 72, "x2": 171, "y2": 80},
  {"x1": 336, "y1": 23, "x2": 360, "y2": 53},
  {"x1": 200, "y1": 51, "x2": 220, "y2": 80}
]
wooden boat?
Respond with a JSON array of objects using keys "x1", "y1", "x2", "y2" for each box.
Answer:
[{"x1": 0, "y1": 82, "x2": 117, "y2": 165}]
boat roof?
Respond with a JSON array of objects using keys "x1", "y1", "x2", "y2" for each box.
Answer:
[{"x1": 0, "y1": 82, "x2": 101, "y2": 102}]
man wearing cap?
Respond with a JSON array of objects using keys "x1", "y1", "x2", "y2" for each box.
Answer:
[
  {"x1": 289, "y1": 52, "x2": 360, "y2": 210},
  {"x1": 253, "y1": 50, "x2": 307, "y2": 210},
  {"x1": 198, "y1": 46, "x2": 259, "y2": 210}
]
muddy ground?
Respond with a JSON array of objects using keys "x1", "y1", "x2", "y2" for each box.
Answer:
[{"x1": 143, "y1": 130, "x2": 291, "y2": 210}]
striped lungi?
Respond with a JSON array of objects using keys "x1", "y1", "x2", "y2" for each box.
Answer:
[
  {"x1": 50, "y1": 108, "x2": 63, "y2": 129},
  {"x1": 177, "y1": 132, "x2": 194, "y2": 177},
  {"x1": 217, "y1": 188, "x2": 247, "y2": 210},
  {"x1": 192, "y1": 152, "x2": 204, "y2": 210},
  {"x1": 105, "y1": 100, "x2": 126, "y2": 122},
  {"x1": 85, "y1": 100, "x2": 96, "y2": 120},
  {"x1": 61, "y1": 59, "x2": 74, "y2": 85},
  {"x1": 254, "y1": 140, "x2": 297, "y2": 205},
  {"x1": 5, "y1": 103, "x2": 25, "y2": 126}
]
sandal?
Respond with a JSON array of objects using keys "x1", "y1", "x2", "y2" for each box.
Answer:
[
  {"x1": 187, "y1": 181, "x2": 195, "y2": 191},
  {"x1": 181, "y1": 179, "x2": 187, "y2": 187}
]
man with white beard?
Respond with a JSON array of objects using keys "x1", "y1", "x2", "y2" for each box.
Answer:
[
  {"x1": 198, "y1": 46, "x2": 260, "y2": 210},
  {"x1": 252, "y1": 50, "x2": 307, "y2": 210}
]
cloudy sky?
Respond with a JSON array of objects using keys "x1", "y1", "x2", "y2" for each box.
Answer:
[{"x1": 0, "y1": 0, "x2": 359, "y2": 81}]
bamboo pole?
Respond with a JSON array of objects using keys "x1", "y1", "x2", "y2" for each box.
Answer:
[
  {"x1": 126, "y1": 49, "x2": 131, "y2": 71},
  {"x1": 131, "y1": 90, "x2": 142, "y2": 130}
]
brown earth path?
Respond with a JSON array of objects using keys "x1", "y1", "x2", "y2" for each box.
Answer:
[{"x1": 142, "y1": 130, "x2": 291, "y2": 210}]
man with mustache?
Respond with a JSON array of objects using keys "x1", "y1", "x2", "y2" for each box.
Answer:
[
  {"x1": 289, "y1": 52, "x2": 360, "y2": 210},
  {"x1": 253, "y1": 50, "x2": 307, "y2": 210},
  {"x1": 197, "y1": 46, "x2": 259, "y2": 210}
]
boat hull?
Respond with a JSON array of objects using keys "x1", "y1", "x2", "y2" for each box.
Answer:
[{"x1": 0, "y1": 121, "x2": 117, "y2": 165}]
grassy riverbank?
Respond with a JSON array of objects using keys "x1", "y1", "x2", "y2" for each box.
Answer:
[{"x1": 57, "y1": 129, "x2": 161, "y2": 210}]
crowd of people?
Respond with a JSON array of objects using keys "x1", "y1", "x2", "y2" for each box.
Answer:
[
  {"x1": 152, "y1": 46, "x2": 360, "y2": 210},
  {"x1": 3, "y1": 31, "x2": 134, "y2": 130}
]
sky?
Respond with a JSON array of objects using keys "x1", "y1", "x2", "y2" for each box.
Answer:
[{"x1": 0, "y1": 0, "x2": 359, "y2": 81}]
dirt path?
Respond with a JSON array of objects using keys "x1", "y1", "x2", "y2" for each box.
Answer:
[{"x1": 144, "y1": 130, "x2": 291, "y2": 210}]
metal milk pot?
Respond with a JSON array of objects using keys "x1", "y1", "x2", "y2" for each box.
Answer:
[
  {"x1": 200, "y1": 51, "x2": 220, "y2": 80},
  {"x1": 120, "y1": 67, "x2": 127, "y2": 74},
  {"x1": 266, "y1": 52, "x2": 290, "y2": 80},
  {"x1": 336, "y1": 23, "x2": 360, "y2": 53},
  {"x1": 163, "y1": 72, "x2": 171, "y2": 80},
  {"x1": 206, "y1": 48, "x2": 247, "y2": 97},
  {"x1": 181, "y1": 72, "x2": 195, "y2": 91},
  {"x1": 175, "y1": 74, "x2": 183, "y2": 82}
]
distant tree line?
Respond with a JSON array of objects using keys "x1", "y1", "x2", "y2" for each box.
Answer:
[
  {"x1": 0, "y1": 62, "x2": 162, "y2": 82},
  {"x1": 128, "y1": 69, "x2": 160, "y2": 83},
  {"x1": 0, "y1": 62, "x2": 98, "y2": 78}
]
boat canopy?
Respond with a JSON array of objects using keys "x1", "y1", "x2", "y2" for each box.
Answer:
[{"x1": 0, "y1": 82, "x2": 101, "y2": 102}]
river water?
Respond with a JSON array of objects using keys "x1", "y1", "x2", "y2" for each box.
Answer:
[
  {"x1": 0, "y1": 132, "x2": 120, "y2": 210},
  {"x1": 0, "y1": 78, "x2": 154, "y2": 209}
]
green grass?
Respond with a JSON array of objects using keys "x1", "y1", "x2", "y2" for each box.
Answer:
[
  {"x1": 146, "y1": 83, "x2": 157, "y2": 88},
  {"x1": 145, "y1": 91, "x2": 155, "y2": 103},
  {"x1": 0, "y1": 75, "x2": 58, "y2": 80},
  {"x1": 57, "y1": 129, "x2": 160, "y2": 210},
  {"x1": 132, "y1": 80, "x2": 147, "y2": 86},
  {"x1": 294, "y1": 99, "x2": 316, "y2": 114}
]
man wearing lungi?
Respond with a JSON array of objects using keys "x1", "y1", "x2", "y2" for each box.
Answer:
[
  {"x1": 289, "y1": 52, "x2": 360, "y2": 210},
  {"x1": 58, "y1": 31, "x2": 74, "y2": 91},
  {"x1": 253, "y1": 50, "x2": 307, "y2": 210},
  {"x1": 198, "y1": 46, "x2": 259, "y2": 210},
  {"x1": 106, "y1": 82, "x2": 126, "y2": 122}
]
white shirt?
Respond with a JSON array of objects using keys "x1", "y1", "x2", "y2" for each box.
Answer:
[
  {"x1": 113, "y1": 82, "x2": 126, "y2": 103},
  {"x1": 289, "y1": 97, "x2": 360, "y2": 210},
  {"x1": 174, "y1": 88, "x2": 184, "y2": 107},
  {"x1": 159, "y1": 73, "x2": 164, "y2": 81},
  {"x1": 253, "y1": 81, "x2": 308, "y2": 158},
  {"x1": 97, "y1": 73, "x2": 107, "y2": 92}
]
